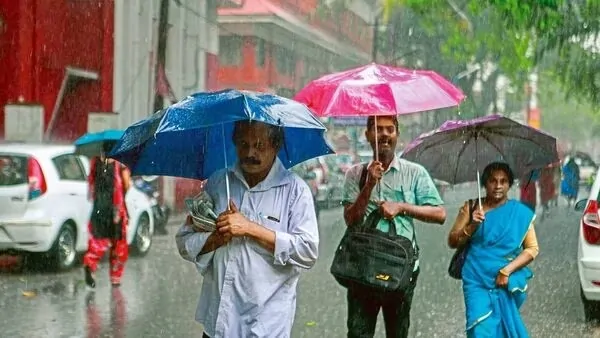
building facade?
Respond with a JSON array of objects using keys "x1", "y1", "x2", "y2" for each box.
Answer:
[
  {"x1": 0, "y1": 0, "x2": 220, "y2": 211},
  {"x1": 216, "y1": 0, "x2": 376, "y2": 96},
  {"x1": 113, "y1": 0, "x2": 220, "y2": 211},
  {"x1": 0, "y1": 0, "x2": 115, "y2": 141}
]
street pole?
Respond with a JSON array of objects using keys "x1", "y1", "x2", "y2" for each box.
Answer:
[
  {"x1": 153, "y1": 0, "x2": 170, "y2": 206},
  {"x1": 372, "y1": 15, "x2": 379, "y2": 62},
  {"x1": 153, "y1": 0, "x2": 170, "y2": 114}
]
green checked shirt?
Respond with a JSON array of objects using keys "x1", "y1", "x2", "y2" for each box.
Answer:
[{"x1": 342, "y1": 155, "x2": 444, "y2": 270}]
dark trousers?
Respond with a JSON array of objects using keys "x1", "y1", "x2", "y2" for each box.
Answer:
[
  {"x1": 202, "y1": 333, "x2": 210, "y2": 338},
  {"x1": 347, "y1": 269, "x2": 419, "y2": 338}
]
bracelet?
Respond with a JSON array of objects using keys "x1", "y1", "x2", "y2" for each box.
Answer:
[{"x1": 499, "y1": 268, "x2": 510, "y2": 277}]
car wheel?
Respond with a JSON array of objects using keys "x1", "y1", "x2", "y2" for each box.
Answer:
[
  {"x1": 581, "y1": 286, "x2": 600, "y2": 322},
  {"x1": 48, "y1": 223, "x2": 77, "y2": 271},
  {"x1": 131, "y1": 213, "x2": 152, "y2": 257}
]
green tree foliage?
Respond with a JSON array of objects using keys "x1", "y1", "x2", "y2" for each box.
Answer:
[
  {"x1": 384, "y1": 0, "x2": 600, "y2": 105},
  {"x1": 538, "y1": 70, "x2": 600, "y2": 148},
  {"x1": 376, "y1": 1, "x2": 526, "y2": 129}
]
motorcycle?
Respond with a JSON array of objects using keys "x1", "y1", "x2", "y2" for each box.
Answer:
[{"x1": 133, "y1": 176, "x2": 171, "y2": 235}]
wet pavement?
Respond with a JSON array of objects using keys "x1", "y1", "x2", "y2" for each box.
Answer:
[{"x1": 1, "y1": 185, "x2": 599, "y2": 337}]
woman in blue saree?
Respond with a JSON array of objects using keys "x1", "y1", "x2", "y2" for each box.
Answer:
[
  {"x1": 561, "y1": 157, "x2": 580, "y2": 207},
  {"x1": 448, "y1": 162, "x2": 539, "y2": 337}
]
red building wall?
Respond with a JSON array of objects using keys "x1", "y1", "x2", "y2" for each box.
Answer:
[
  {"x1": 0, "y1": 1, "x2": 20, "y2": 139},
  {"x1": 217, "y1": 37, "x2": 295, "y2": 92},
  {"x1": 216, "y1": 1, "x2": 372, "y2": 95},
  {"x1": 269, "y1": 0, "x2": 370, "y2": 51},
  {"x1": 0, "y1": 0, "x2": 114, "y2": 141}
]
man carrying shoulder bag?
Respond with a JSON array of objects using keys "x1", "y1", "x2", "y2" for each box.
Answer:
[{"x1": 335, "y1": 116, "x2": 446, "y2": 338}]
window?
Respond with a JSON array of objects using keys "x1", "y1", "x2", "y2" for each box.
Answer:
[
  {"x1": 274, "y1": 46, "x2": 296, "y2": 76},
  {"x1": 52, "y1": 154, "x2": 86, "y2": 181},
  {"x1": 255, "y1": 38, "x2": 266, "y2": 67},
  {"x1": 219, "y1": 36, "x2": 243, "y2": 66},
  {"x1": 0, "y1": 155, "x2": 27, "y2": 186}
]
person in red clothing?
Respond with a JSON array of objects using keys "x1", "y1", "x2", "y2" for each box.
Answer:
[
  {"x1": 539, "y1": 165, "x2": 557, "y2": 214},
  {"x1": 520, "y1": 170, "x2": 539, "y2": 213},
  {"x1": 83, "y1": 143, "x2": 131, "y2": 288}
]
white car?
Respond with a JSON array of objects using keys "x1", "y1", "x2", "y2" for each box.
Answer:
[
  {"x1": 575, "y1": 169, "x2": 600, "y2": 321},
  {"x1": 0, "y1": 144, "x2": 154, "y2": 271}
]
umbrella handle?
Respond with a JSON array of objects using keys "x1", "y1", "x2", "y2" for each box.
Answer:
[
  {"x1": 222, "y1": 124, "x2": 231, "y2": 211},
  {"x1": 476, "y1": 169, "x2": 482, "y2": 209},
  {"x1": 475, "y1": 133, "x2": 482, "y2": 210},
  {"x1": 374, "y1": 118, "x2": 383, "y2": 200}
]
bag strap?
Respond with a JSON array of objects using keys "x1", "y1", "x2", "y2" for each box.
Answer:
[
  {"x1": 460, "y1": 199, "x2": 478, "y2": 247},
  {"x1": 358, "y1": 162, "x2": 419, "y2": 254},
  {"x1": 358, "y1": 163, "x2": 369, "y2": 190},
  {"x1": 468, "y1": 199, "x2": 477, "y2": 223}
]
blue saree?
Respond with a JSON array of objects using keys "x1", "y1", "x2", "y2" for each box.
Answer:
[{"x1": 462, "y1": 199, "x2": 535, "y2": 338}]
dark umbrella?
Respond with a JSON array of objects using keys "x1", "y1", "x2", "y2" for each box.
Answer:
[{"x1": 402, "y1": 114, "x2": 559, "y2": 205}]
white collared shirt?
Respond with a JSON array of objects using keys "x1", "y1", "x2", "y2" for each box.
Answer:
[{"x1": 175, "y1": 158, "x2": 319, "y2": 338}]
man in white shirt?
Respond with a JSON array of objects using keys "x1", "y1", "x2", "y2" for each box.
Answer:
[{"x1": 176, "y1": 120, "x2": 319, "y2": 338}]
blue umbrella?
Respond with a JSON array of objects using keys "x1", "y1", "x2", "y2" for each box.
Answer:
[
  {"x1": 109, "y1": 89, "x2": 334, "y2": 182},
  {"x1": 74, "y1": 129, "x2": 124, "y2": 158}
]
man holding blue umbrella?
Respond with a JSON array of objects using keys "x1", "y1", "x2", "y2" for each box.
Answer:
[
  {"x1": 175, "y1": 120, "x2": 319, "y2": 338},
  {"x1": 110, "y1": 89, "x2": 331, "y2": 337}
]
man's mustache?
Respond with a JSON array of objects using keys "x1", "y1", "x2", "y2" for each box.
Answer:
[{"x1": 241, "y1": 157, "x2": 261, "y2": 165}]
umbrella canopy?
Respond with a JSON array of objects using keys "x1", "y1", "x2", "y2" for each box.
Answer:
[
  {"x1": 401, "y1": 114, "x2": 559, "y2": 185},
  {"x1": 109, "y1": 89, "x2": 334, "y2": 180},
  {"x1": 74, "y1": 129, "x2": 124, "y2": 158},
  {"x1": 294, "y1": 63, "x2": 466, "y2": 117}
]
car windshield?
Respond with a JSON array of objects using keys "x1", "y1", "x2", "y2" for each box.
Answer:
[{"x1": 0, "y1": 154, "x2": 28, "y2": 186}]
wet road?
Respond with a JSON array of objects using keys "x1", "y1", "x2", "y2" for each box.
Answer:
[{"x1": 0, "y1": 185, "x2": 598, "y2": 337}]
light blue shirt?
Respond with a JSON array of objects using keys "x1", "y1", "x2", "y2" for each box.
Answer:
[
  {"x1": 342, "y1": 155, "x2": 444, "y2": 270},
  {"x1": 175, "y1": 158, "x2": 319, "y2": 338}
]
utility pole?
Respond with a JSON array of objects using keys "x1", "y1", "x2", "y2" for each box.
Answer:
[
  {"x1": 371, "y1": 15, "x2": 379, "y2": 62},
  {"x1": 153, "y1": 0, "x2": 170, "y2": 113},
  {"x1": 152, "y1": 0, "x2": 170, "y2": 207}
]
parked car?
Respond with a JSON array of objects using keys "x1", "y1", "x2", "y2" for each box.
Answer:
[
  {"x1": 574, "y1": 169, "x2": 600, "y2": 321},
  {"x1": 0, "y1": 144, "x2": 154, "y2": 271}
]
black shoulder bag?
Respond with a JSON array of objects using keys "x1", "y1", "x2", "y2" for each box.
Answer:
[
  {"x1": 447, "y1": 199, "x2": 477, "y2": 280},
  {"x1": 330, "y1": 164, "x2": 418, "y2": 292}
]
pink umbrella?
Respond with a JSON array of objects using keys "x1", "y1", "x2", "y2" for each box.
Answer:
[
  {"x1": 294, "y1": 62, "x2": 465, "y2": 199},
  {"x1": 294, "y1": 63, "x2": 466, "y2": 117}
]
